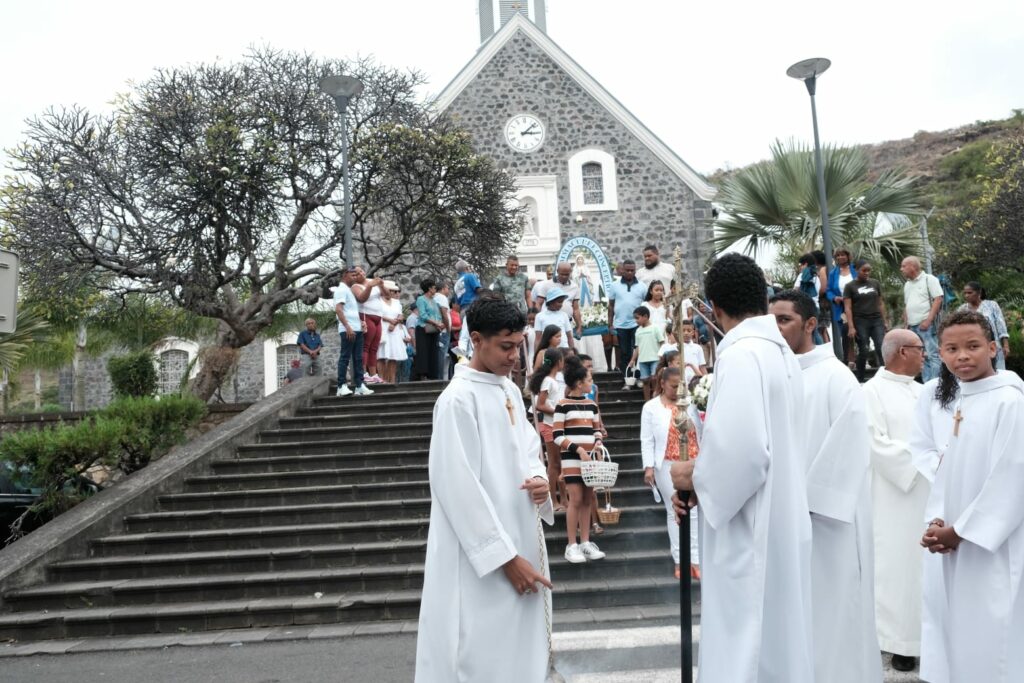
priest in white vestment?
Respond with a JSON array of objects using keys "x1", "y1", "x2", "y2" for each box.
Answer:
[
  {"x1": 415, "y1": 300, "x2": 555, "y2": 683},
  {"x1": 912, "y1": 352, "x2": 1024, "y2": 683},
  {"x1": 863, "y1": 329, "x2": 928, "y2": 672},
  {"x1": 769, "y1": 290, "x2": 882, "y2": 683},
  {"x1": 672, "y1": 255, "x2": 814, "y2": 683}
]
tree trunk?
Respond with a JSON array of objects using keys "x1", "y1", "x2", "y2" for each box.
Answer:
[
  {"x1": 190, "y1": 343, "x2": 242, "y2": 403},
  {"x1": 72, "y1": 322, "x2": 87, "y2": 411},
  {"x1": 34, "y1": 369, "x2": 41, "y2": 411}
]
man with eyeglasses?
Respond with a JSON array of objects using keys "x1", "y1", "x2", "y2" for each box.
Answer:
[{"x1": 863, "y1": 329, "x2": 929, "y2": 673}]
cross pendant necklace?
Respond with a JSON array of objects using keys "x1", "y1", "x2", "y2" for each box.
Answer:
[
  {"x1": 953, "y1": 407, "x2": 963, "y2": 437},
  {"x1": 506, "y1": 397, "x2": 516, "y2": 426}
]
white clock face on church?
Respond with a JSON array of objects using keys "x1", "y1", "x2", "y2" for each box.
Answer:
[{"x1": 504, "y1": 114, "x2": 545, "y2": 152}]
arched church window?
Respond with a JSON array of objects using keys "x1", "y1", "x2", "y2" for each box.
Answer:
[
  {"x1": 582, "y1": 163, "x2": 604, "y2": 205},
  {"x1": 158, "y1": 349, "x2": 189, "y2": 395},
  {"x1": 276, "y1": 344, "x2": 301, "y2": 384},
  {"x1": 568, "y1": 149, "x2": 618, "y2": 212}
]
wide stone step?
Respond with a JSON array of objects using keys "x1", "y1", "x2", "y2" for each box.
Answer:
[
  {"x1": 235, "y1": 435, "x2": 642, "y2": 457},
  {"x1": 124, "y1": 500, "x2": 666, "y2": 534},
  {"x1": 6, "y1": 551, "x2": 684, "y2": 613},
  {"x1": 215, "y1": 449, "x2": 431, "y2": 471},
  {"x1": 158, "y1": 482, "x2": 656, "y2": 511},
  {"x1": 255, "y1": 419, "x2": 641, "y2": 444},
  {"x1": 185, "y1": 464, "x2": 430, "y2": 492},
  {"x1": 0, "y1": 574, "x2": 679, "y2": 641},
  {"x1": 189, "y1": 461, "x2": 650, "y2": 492},
  {"x1": 48, "y1": 526, "x2": 672, "y2": 582},
  {"x1": 280, "y1": 407, "x2": 645, "y2": 430}
]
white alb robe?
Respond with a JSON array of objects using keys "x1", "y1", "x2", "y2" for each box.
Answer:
[
  {"x1": 911, "y1": 371, "x2": 1024, "y2": 683},
  {"x1": 415, "y1": 365, "x2": 554, "y2": 683},
  {"x1": 797, "y1": 344, "x2": 883, "y2": 683},
  {"x1": 864, "y1": 369, "x2": 928, "y2": 656},
  {"x1": 692, "y1": 315, "x2": 814, "y2": 683}
]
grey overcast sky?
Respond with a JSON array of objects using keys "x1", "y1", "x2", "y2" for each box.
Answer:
[{"x1": 2, "y1": 0, "x2": 1022, "y2": 175}]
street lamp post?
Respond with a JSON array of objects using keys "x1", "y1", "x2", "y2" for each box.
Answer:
[
  {"x1": 787, "y1": 57, "x2": 842, "y2": 355},
  {"x1": 319, "y1": 75, "x2": 364, "y2": 269}
]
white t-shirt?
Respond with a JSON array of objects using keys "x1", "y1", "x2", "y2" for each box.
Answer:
[
  {"x1": 434, "y1": 293, "x2": 450, "y2": 311},
  {"x1": 683, "y1": 341, "x2": 706, "y2": 384},
  {"x1": 536, "y1": 278, "x2": 580, "y2": 304},
  {"x1": 540, "y1": 375, "x2": 564, "y2": 426},
  {"x1": 358, "y1": 283, "x2": 385, "y2": 317},
  {"x1": 658, "y1": 342, "x2": 679, "y2": 357},
  {"x1": 534, "y1": 308, "x2": 573, "y2": 347},
  {"x1": 636, "y1": 261, "x2": 675, "y2": 291},
  {"x1": 332, "y1": 283, "x2": 361, "y2": 332}
]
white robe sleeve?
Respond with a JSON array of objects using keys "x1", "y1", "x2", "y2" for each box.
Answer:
[
  {"x1": 910, "y1": 386, "x2": 941, "y2": 483},
  {"x1": 953, "y1": 398, "x2": 1024, "y2": 552},
  {"x1": 519, "y1": 405, "x2": 554, "y2": 526},
  {"x1": 429, "y1": 396, "x2": 518, "y2": 578},
  {"x1": 640, "y1": 402, "x2": 657, "y2": 469},
  {"x1": 865, "y1": 383, "x2": 919, "y2": 493},
  {"x1": 693, "y1": 349, "x2": 770, "y2": 530},
  {"x1": 805, "y1": 383, "x2": 870, "y2": 523}
]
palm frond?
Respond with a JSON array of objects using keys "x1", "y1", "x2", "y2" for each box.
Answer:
[{"x1": 0, "y1": 310, "x2": 50, "y2": 374}]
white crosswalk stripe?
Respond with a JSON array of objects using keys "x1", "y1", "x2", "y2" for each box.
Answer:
[{"x1": 552, "y1": 625, "x2": 921, "y2": 682}]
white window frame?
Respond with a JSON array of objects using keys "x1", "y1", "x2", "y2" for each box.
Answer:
[
  {"x1": 568, "y1": 149, "x2": 618, "y2": 212},
  {"x1": 263, "y1": 332, "x2": 304, "y2": 396},
  {"x1": 151, "y1": 338, "x2": 201, "y2": 395}
]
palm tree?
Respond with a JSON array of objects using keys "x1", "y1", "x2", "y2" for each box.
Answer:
[
  {"x1": 0, "y1": 310, "x2": 50, "y2": 414},
  {"x1": 711, "y1": 141, "x2": 926, "y2": 267}
]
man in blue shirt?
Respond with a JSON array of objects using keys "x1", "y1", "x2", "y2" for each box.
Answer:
[
  {"x1": 453, "y1": 259, "x2": 482, "y2": 310},
  {"x1": 296, "y1": 318, "x2": 323, "y2": 376},
  {"x1": 607, "y1": 259, "x2": 648, "y2": 387}
]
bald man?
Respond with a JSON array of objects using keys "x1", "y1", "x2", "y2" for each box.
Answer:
[
  {"x1": 534, "y1": 261, "x2": 582, "y2": 338},
  {"x1": 863, "y1": 329, "x2": 929, "y2": 673}
]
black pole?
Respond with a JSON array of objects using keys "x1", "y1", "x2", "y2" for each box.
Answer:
[{"x1": 679, "y1": 490, "x2": 693, "y2": 683}]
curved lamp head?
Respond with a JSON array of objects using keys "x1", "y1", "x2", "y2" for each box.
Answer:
[
  {"x1": 786, "y1": 58, "x2": 831, "y2": 80},
  {"x1": 319, "y1": 75, "x2": 364, "y2": 112}
]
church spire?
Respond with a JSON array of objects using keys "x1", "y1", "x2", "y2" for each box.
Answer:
[{"x1": 479, "y1": 0, "x2": 546, "y2": 43}]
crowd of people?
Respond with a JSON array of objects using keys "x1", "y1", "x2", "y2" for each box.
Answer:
[{"x1": 411, "y1": 247, "x2": 1024, "y2": 683}]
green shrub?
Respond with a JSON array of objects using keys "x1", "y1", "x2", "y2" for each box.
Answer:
[
  {"x1": 107, "y1": 351, "x2": 158, "y2": 398},
  {"x1": 0, "y1": 394, "x2": 207, "y2": 539},
  {"x1": 40, "y1": 403, "x2": 65, "y2": 413},
  {"x1": 103, "y1": 395, "x2": 207, "y2": 473}
]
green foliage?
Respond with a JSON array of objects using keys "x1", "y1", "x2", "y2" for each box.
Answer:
[
  {"x1": 1004, "y1": 310, "x2": 1024, "y2": 377},
  {"x1": 712, "y1": 140, "x2": 925, "y2": 270},
  {"x1": 107, "y1": 350, "x2": 158, "y2": 398},
  {"x1": 1, "y1": 395, "x2": 207, "y2": 540},
  {"x1": 103, "y1": 395, "x2": 207, "y2": 473},
  {"x1": 0, "y1": 309, "x2": 50, "y2": 375}
]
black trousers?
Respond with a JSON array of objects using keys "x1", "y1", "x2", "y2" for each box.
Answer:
[{"x1": 854, "y1": 316, "x2": 885, "y2": 381}]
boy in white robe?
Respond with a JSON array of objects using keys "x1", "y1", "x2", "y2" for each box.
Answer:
[
  {"x1": 768, "y1": 289, "x2": 883, "y2": 683},
  {"x1": 672, "y1": 255, "x2": 814, "y2": 683},
  {"x1": 913, "y1": 310, "x2": 1024, "y2": 683},
  {"x1": 415, "y1": 299, "x2": 555, "y2": 683},
  {"x1": 864, "y1": 329, "x2": 928, "y2": 672}
]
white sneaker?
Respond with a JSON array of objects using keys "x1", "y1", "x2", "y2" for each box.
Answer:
[
  {"x1": 581, "y1": 541, "x2": 606, "y2": 561},
  {"x1": 564, "y1": 543, "x2": 586, "y2": 564},
  {"x1": 336, "y1": 385, "x2": 353, "y2": 397},
  {"x1": 354, "y1": 384, "x2": 375, "y2": 396}
]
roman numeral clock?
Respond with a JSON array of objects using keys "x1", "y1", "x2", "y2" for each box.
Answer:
[{"x1": 505, "y1": 114, "x2": 546, "y2": 152}]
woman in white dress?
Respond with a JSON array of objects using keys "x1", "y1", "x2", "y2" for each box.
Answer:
[{"x1": 377, "y1": 282, "x2": 409, "y2": 384}]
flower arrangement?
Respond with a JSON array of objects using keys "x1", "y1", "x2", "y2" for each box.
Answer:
[
  {"x1": 580, "y1": 301, "x2": 610, "y2": 329},
  {"x1": 691, "y1": 373, "x2": 714, "y2": 411}
]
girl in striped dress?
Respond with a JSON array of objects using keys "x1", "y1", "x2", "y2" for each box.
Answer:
[{"x1": 553, "y1": 356, "x2": 607, "y2": 564}]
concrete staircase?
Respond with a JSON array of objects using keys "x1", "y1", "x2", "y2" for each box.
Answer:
[{"x1": 0, "y1": 373, "x2": 686, "y2": 642}]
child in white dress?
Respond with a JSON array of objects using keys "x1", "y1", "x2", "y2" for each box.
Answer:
[{"x1": 377, "y1": 283, "x2": 410, "y2": 384}]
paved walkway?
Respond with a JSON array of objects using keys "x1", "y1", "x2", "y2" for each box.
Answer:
[{"x1": 1, "y1": 622, "x2": 923, "y2": 682}]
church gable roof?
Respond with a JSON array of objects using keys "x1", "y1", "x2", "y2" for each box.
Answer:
[{"x1": 432, "y1": 14, "x2": 716, "y2": 201}]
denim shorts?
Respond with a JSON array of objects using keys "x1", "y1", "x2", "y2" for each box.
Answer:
[{"x1": 638, "y1": 360, "x2": 659, "y2": 379}]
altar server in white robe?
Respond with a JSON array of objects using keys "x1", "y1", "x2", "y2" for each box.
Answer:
[
  {"x1": 913, "y1": 310, "x2": 1024, "y2": 683},
  {"x1": 768, "y1": 289, "x2": 883, "y2": 683},
  {"x1": 864, "y1": 329, "x2": 928, "y2": 673},
  {"x1": 672, "y1": 255, "x2": 814, "y2": 683},
  {"x1": 415, "y1": 299, "x2": 555, "y2": 683}
]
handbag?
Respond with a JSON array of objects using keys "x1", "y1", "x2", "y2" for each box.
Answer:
[{"x1": 423, "y1": 320, "x2": 441, "y2": 335}]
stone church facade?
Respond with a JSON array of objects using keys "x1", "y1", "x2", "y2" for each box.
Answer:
[
  {"x1": 437, "y1": 5, "x2": 716, "y2": 282},
  {"x1": 60, "y1": 3, "x2": 716, "y2": 410}
]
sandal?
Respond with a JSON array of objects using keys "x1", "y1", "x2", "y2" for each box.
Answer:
[{"x1": 591, "y1": 522, "x2": 604, "y2": 536}]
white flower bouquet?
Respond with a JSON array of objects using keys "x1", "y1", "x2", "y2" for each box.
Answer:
[
  {"x1": 580, "y1": 302, "x2": 610, "y2": 330},
  {"x1": 691, "y1": 373, "x2": 714, "y2": 411}
]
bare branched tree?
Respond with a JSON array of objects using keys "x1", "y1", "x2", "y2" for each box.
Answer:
[{"x1": 2, "y1": 48, "x2": 521, "y2": 399}]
